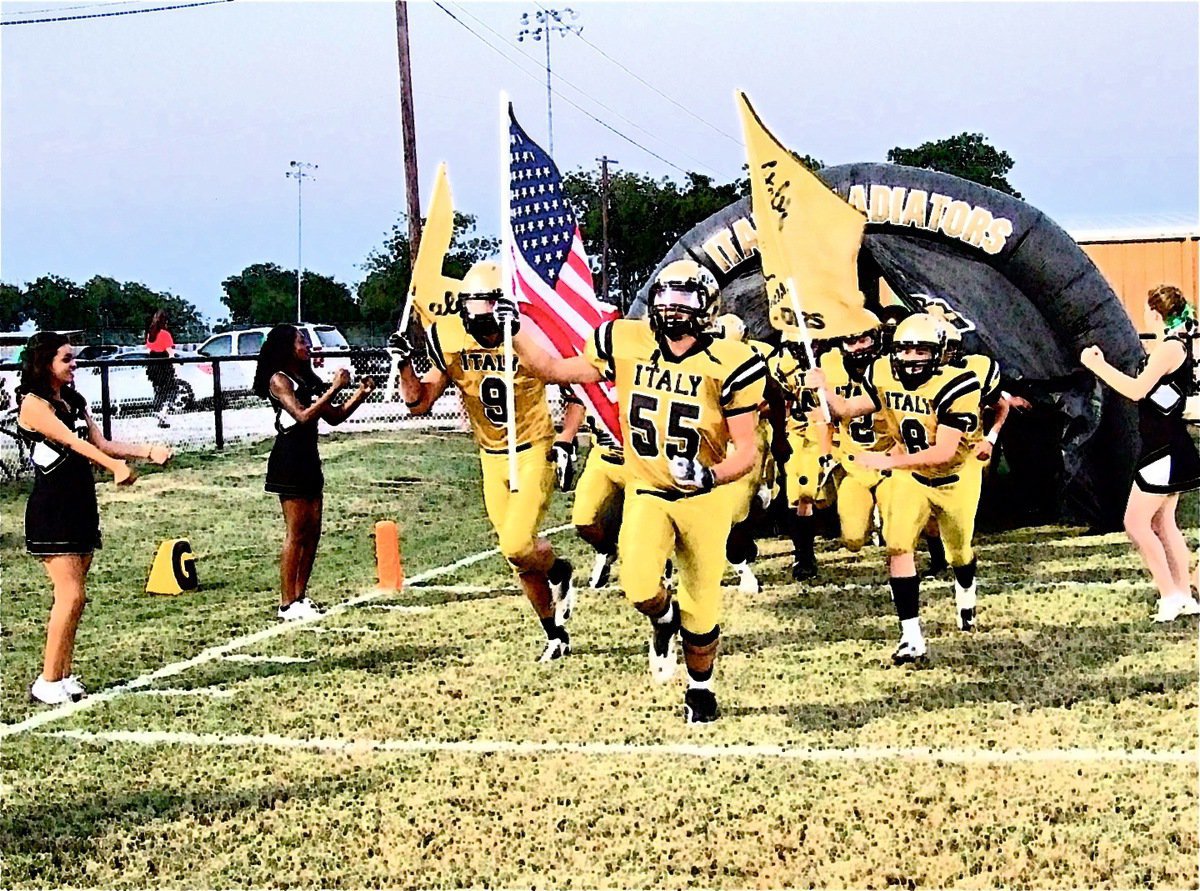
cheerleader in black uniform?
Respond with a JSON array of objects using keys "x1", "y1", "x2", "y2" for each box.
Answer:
[
  {"x1": 1082, "y1": 284, "x2": 1200, "y2": 622},
  {"x1": 17, "y1": 332, "x2": 171, "y2": 705},
  {"x1": 253, "y1": 325, "x2": 373, "y2": 621}
]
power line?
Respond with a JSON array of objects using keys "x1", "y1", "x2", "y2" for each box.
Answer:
[
  {"x1": 0, "y1": 0, "x2": 232, "y2": 26},
  {"x1": 451, "y1": 2, "x2": 724, "y2": 177},
  {"x1": 2, "y1": 1, "x2": 144, "y2": 17},
  {"x1": 431, "y1": 1, "x2": 712, "y2": 179},
  {"x1": 535, "y1": 0, "x2": 741, "y2": 147}
]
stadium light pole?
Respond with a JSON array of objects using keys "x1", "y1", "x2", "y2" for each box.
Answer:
[
  {"x1": 516, "y1": 7, "x2": 581, "y2": 156},
  {"x1": 285, "y1": 161, "x2": 317, "y2": 323}
]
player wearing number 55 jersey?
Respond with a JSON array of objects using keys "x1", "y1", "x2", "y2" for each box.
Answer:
[
  {"x1": 817, "y1": 313, "x2": 983, "y2": 665},
  {"x1": 507, "y1": 259, "x2": 767, "y2": 724},
  {"x1": 397, "y1": 260, "x2": 575, "y2": 664}
]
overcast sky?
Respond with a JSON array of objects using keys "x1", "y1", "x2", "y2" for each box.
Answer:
[{"x1": 2, "y1": 0, "x2": 1197, "y2": 322}]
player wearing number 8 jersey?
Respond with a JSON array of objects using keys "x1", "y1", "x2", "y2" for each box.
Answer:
[
  {"x1": 398, "y1": 261, "x2": 576, "y2": 664},
  {"x1": 817, "y1": 313, "x2": 984, "y2": 665},
  {"x1": 508, "y1": 259, "x2": 767, "y2": 724}
]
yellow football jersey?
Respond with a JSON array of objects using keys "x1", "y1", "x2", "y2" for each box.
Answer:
[
  {"x1": 864, "y1": 355, "x2": 981, "y2": 477},
  {"x1": 955, "y1": 353, "x2": 1002, "y2": 445},
  {"x1": 584, "y1": 319, "x2": 767, "y2": 492},
  {"x1": 426, "y1": 321, "x2": 554, "y2": 453},
  {"x1": 769, "y1": 347, "x2": 823, "y2": 436},
  {"x1": 819, "y1": 348, "x2": 893, "y2": 458}
]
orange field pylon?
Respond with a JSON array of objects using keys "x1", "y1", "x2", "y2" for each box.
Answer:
[{"x1": 374, "y1": 520, "x2": 403, "y2": 591}]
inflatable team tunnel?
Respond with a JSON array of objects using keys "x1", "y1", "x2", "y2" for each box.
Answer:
[{"x1": 631, "y1": 163, "x2": 1146, "y2": 530}]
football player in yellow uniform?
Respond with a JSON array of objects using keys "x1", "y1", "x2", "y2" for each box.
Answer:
[
  {"x1": 817, "y1": 313, "x2": 984, "y2": 664},
  {"x1": 713, "y1": 313, "x2": 781, "y2": 594},
  {"x1": 505, "y1": 260, "x2": 767, "y2": 724},
  {"x1": 395, "y1": 261, "x2": 575, "y2": 663},
  {"x1": 819, "y1": 313, "x2": 893, "y2": 552},
  {"x1": 559, "y1": 389, "x2": 627, "y2": 588},
  {"x1": 921, "y1": 322, "x2": 1027, "y2": 577},
  {"x1": 770, "y1": 335, "x2": 834, "y2": 581}
]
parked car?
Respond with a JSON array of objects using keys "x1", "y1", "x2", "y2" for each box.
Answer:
[
  {"x1": 72, "y1": 348, "x2": 215, "y2": 413},
  {"x1": 196, "y1": 324, "x2": 354, "y2": 396}
]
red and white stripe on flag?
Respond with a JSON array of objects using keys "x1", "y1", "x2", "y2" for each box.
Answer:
[{"x1": 506, "y1": 107, "x2": 623, "y2": 445}]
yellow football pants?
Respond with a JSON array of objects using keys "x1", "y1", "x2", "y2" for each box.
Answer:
[
  {"x1": 784, "y1": 429, "x2": 833, "y2": 509},
  {"x1": 618, "y1": 483, "x2": 737, "y2": 635},
  {"x1": 480, "y1": 439, "x2": 556, "y2": 566},
  {"x1": 571, "y1": 446, "x2": 626, "y2": 528},
  {"x1": 878, "y1": 461, "x2": 983, "y2": 565},
  {"x1": 835, "y1": 461, "x2": 885, "y2": 552}
]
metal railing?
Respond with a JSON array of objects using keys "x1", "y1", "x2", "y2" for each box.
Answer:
[{"x1": 0, "y1": 350, "x2": 570, "y2": 480}]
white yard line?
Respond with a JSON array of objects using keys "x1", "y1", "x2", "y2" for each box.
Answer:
[
  {"x1": 0, "y1": 524, "x2": 573, "y2": 739},
  {"x1": 365, "y1": 604, "x2": 433, "y2": 613},
  {"x1": 404, "y1": 584, "x2": 522, "y2": 595},
  {"x1": 39, "y1": 728, "x2": 1196, "y2": 765},
  {"x1": 134, "y1": 687, "x2": 234, "y2": 699},
  {"x1": 222, "y1": 655, "x2": 314, "y2": 664}
]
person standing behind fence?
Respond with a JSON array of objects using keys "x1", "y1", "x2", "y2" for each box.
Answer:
[
  {"x1": 18, "y1": 331, "x2": 172, "y2": 705},
  {"x1": 254, "y1": 324, "x2": 374, "y2": 621},
  {"x1": 1081, "y1": 284, "x2": 1200, "y2": 623},
  {"x1": 145, "y1": 309, "x2": 177, "y2": 428}
]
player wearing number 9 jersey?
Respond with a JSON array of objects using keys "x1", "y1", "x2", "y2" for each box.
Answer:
[
  {"x1": 509, "y1": 259, "x2": 766, "y2": 724},
  {"x1": 399, "y1": 260, "x2": 576, "y2": 665},
  {"x1": 817, "y1": 313, "x2": 983, "y2": 666}
]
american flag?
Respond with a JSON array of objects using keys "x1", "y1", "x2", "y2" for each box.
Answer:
[{"x1": 505, "y1": 106, "x2": 623, "y2": 446}]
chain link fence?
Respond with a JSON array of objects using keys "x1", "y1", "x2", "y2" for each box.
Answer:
[{"x1": 0, "y1": 349, "x2": 571, "y2": 481}]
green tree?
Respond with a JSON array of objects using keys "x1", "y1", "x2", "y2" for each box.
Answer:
[
  {"x1": 221, "y1": 264, "x2": 358, "y2": 327},
  {"x1": 562, "y1": 168, "x2": 750, "y2": 308},
  {"x1": 79, "y1": 277, "x2": 206, "y2": 342},
  {"x1": 0, "y1": 283, "x2": 28, "y2": 330},
  {"x1": 24, "y1": 275, "x2": 99, "y2": 331},
  {"x1": 887, "y1": 132, "x2": 1021, "y2": 197},
  {"x1": 356, "y1": 212, "x2": 499, "y2": 325}
]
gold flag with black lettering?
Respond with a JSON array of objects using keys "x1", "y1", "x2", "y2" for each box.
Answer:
[
  {"x1": 407, "y1": 162, "x2": 463, "y2": 330},
  {"x1": 736, "y1": 92, "x2": 878, "y2": 339}
]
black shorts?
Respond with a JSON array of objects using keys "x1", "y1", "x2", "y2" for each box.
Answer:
[
  {"x1": 264, "y1": 435, "x2": 324, "y2": 499},
  {"x1": 26, "y1": 485, "x2": 102, "y2": 556}
]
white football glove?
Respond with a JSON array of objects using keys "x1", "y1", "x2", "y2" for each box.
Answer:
[
  {"x1": 493, "y1": 296, "x2": 521, "y2": 334},
  {"x1": 551, "y1": 441, "x2": 577, "y2": 491},
  {"x1": 387, "y1": 331, "x2": 414, "y2": 367},
  {"x1": 669, "y1": 455, "x2": 715, "y2": 493}
]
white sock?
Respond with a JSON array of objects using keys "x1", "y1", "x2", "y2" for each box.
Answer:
[
  {"x1": 955, "y1": 582, "x2": 977, "y2": 611},
  {"x1": 688, "y1": 675, "x2": 713, "y2": 691},
  {"x1": 900, "y1": 617, "x2": 923, "y2": 642},
  {"x1": 654, "y1": 601, "x2": 676, "y2": 626}
]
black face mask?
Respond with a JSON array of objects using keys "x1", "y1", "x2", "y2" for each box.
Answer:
[
  {"x1": 465, "y1": 314, "x2": 502, "y2": 348},
  {"x1": 651, "y1": 307, "x2": 702, "y2": 341}
]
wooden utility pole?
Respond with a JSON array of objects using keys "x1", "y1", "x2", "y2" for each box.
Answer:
[
  {"x1": 596, "y1": 155, "x2": 618, "y2": 302},
  {"x1": 395, "y1": 1, "x2": 422, "y2": 267}
]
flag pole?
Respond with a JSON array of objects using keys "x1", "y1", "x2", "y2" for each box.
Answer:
[
  {"x1": 500, "y1": 93, "x2": 519, "y2": 492},
  {"x1": 786, "y1": 277, "x2": 831, "y2": 424}
]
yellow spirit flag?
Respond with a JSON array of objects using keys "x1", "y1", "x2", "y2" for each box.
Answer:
[
  {"x1": 737, "y1": 92, "x2": 877, "y2": 339},
  {"x1": 406, "y1": 162, "x2": 461, "y2": 330}
]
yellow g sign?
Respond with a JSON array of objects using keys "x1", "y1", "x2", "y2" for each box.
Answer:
[{"x1": 146, "y1": 538, "x2": 198, "y2": 595}]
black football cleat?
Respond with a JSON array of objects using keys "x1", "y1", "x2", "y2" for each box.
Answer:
[
  {"x1": 684, "y1": 688, "x2": 720, "y2": 724},
  {"x1": 790, "y1": 560, "x2": 818, "y2": 582}
]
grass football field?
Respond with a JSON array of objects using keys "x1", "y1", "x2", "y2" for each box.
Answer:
[{"x1": 1, "y1": 430, "x2": 1197, "y2": 889}]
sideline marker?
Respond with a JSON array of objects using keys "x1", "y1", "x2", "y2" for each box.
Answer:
[
  {"x1": 374, "y1": 521, "x2": 403, "y2": 591},
  {"x1": 146, "y1": 538, "x2": 198, "y2": 595}
]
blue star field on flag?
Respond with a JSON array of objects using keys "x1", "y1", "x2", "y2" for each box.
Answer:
[{"x1": 509, "y1": 113, "x2": 577, "y2": 287}]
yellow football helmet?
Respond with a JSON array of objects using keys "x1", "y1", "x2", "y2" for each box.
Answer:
[
  {"x1": 939, "y1": 319, "x2": 964, "y2": 365},
  {"x1": 648, "y1": 259, "x2": 719, "y2": 339},
  {"x1": 841, "y1": 310, "x2": 883, "y2": 377},
  {"x1": 457, "y1": 260, "x2": 505, "y2": 347},
  {"x1": 890, "y1": 313, "x2": 946, "y2": 387},
  {"x1": 714, "y1": 312, "x2": 747, "y2": 342}
]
